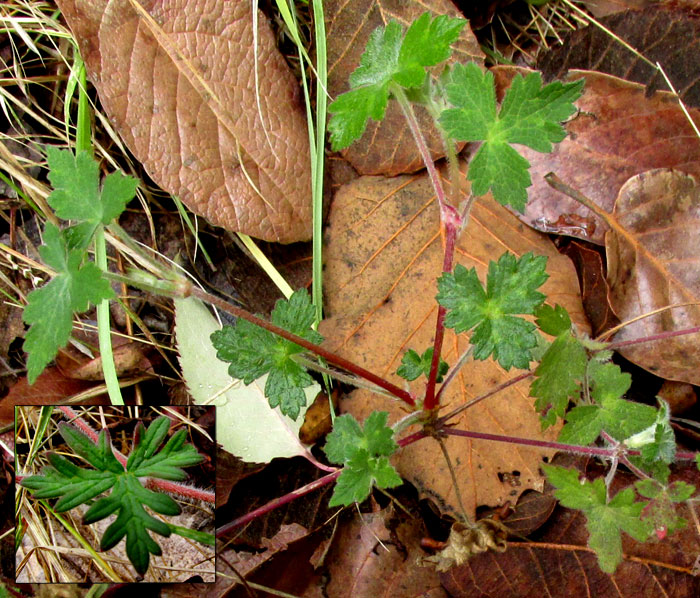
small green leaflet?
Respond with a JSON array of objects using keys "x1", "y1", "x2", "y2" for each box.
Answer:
[
  {"x1": 530, "y1": 304, "x2": 587, "y2": 429},
  {"x1": 324, "y1": 412, "x2": 402, "y2": 507},
  {"x1": 328, "y1": 13, "x2": 465, "y2": 150},
  {"x1": 46, "y1": 147, "x2": 138, "y2": 249},
  {"x1": 436, "y1": 252, "x2": 548, "y2": 370},
  {"x1": 211, "y1": 290, "x2": 323, "y2": 421},
  {"x1": 20, "y1": 416, "x2": 204, "y2": 575},
  {"x1": 397, "y1": 347, "x2": 448, "y2": 383},
  {"x1": 543, "y1": 465, "x2": 652, "y2": 573},
  {"x1": 23, "y1": 223, "x2": 114, "y2": 383},
  {"x1": 439, "y1": 64, "x2": 583, "y2": 211},
  {"x1": 636, "y1": 479, "x2": 695, "y2": 539},
  {"x1": 558, "y1": 361, "x2": 658, "y2": 446}
]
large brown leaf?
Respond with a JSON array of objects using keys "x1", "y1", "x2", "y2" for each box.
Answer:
[
  {"x1": 490, "y1": 68, "x2": 700, "y2": 245},
  {"x1": 320, "y1": 166, "x2": 589, "y2": 517},
  {"x1": 326, "y1": 0, "x2": 483, "y2": 176},
  {"x1": 57, "y1": 0, "x2": 311, "y2": 243},
  {"x1": 606, "y1": 169, "x2": 700, "y2": 384}
]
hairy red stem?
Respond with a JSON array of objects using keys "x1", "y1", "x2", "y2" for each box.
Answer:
[
  {"x1": 216, "y1": 469, "x2": 341, "y2": 536},
  {"x1": 189, "y1": 286, "x2": 416, "y2": 407},
  {"x1": 441, "y1": 428, "x2": 698, "y2": 461},
  {"x1": 606, "y1": 326, "x2": 700, "y2": 349}
]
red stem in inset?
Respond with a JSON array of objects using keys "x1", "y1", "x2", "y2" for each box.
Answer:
[
  {"x1": 189, "y1": 286, "x2": 416, "y2": 407},
  {"x1": 54, "y1": 406, "x2": 215, "y2": 504}
]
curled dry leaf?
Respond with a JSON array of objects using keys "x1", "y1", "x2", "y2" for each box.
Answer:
[
  {"x1": 57, "y1": 0, "x2": 311, "y2": 243},
  {"x1": 320, "y1": 164, "x2": 589, "y2": 517},
  {"x1": 490, "y1": 68, "x2": 700, "y2": 245},
  {"x1": 325, "y1": 0, "x2": 483, "y2": 176},
  {"x1": 606, "y1": 168, "x2": 700, "y2": 385}
]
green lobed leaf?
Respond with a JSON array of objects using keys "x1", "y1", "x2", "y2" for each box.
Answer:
[
  {"x1": 328, "y1": 450, "x2": 402, "y2": 508},
  {"x1": 46, "y1": 147, "x2": 137, "y2": 247},
  {"x1": 531, "y1": 330, "x2": 587, "y2": 429},
  {"x1": 211, "y1": 289, "x2": 323, "y2": 421},
  {"x1": 328, "y1": 13, "x2": 464, "y2": 150},
  {"x1": 324, "y1": 412, "x2": 401, "y2": 506},
  {"x1": 437, "y1": 252, "x2": 548, "y2": 370},
  {"x1": 396, "y1": 347, "x2": 448, "y2": 382},
  {"x1": 439, "y1": 64, "x2": 583, "y2": 210},
  {"x1": 543, "y1": 465, "x2": 652, "y2": 573},
  {"x1": 23, "y1": 223, "x2": 114, "y2": 383}
]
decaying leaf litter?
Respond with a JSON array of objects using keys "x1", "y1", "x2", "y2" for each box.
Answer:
[{"x1": 4, "y1": 3, "x2": 697, "y2": 595}]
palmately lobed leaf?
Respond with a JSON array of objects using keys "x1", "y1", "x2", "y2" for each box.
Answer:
[
  {"x1": 437, "y1": 252, "x2": 548, "y2": 370},
  {"x1": 328, "y1": 12, "x2": 465, "y2": 151},
  {"x1": 544, "y1": 465, "x2": 653, "y2": 573},
  {"x1": 324, "y1": 412, "x2": 401, "y2": 507},
  {"x1": 439, "y1": 64, "x2": 583, "y2": 210},
  {"x1": 211, "y1": 290, "x2": 323, "y2": 420},
  {"x1": 22, "y1": 223, "x2": 114, "y2": 383}
]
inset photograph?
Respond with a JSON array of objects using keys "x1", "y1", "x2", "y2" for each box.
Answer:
[{"x1": 15, "y1": 405, "x2": 215, "y2": 583}]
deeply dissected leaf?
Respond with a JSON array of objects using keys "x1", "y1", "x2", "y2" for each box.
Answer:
[
  {"x1": 328, "y1": 12, "x2": 465, "y2": 151},
  {"x1": 210, "y1": 290, "x2": 323, "y2": 421},
  {"x1": 439, "y1": 64, "x2": 583, "y2": 210},
  {"x1": 56, "y1": 0, "x2": 312, "y2": 243},
  {"x1": 22, "y1": 224, "x2": 114, "y2": 383},
  {"x1": 325, "y1": 0, "x2": 483, "y2": 175},
  {"x1": 320, "y1": 166, "x2": 589, "y2": 516},
  {"x1": 175, "y1": 296, "x2": 318, "y2": 463},
  {"x1": 20, "y1": 416, "x2": 204, "y2": 575},
  {"x1": 436, "y1": 252, "x2": 549, "y2": 370},
  {"x1": 324, "y1": 412, "x2": 401, "y2": 507}
]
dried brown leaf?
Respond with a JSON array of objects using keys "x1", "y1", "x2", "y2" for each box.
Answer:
[
  {"x1": 606, "y1": 168, "x2": 700, "y2": 384},
  {"x1": 325, "y1": 510, "x2": 447, "y2": 598},
  {"x1": 491, "y1": 68, "x2": 700, "y2": 245},
  {"x1": 57, "y1": 0, "x2": 311, "y2": 243},
  {"x1": 320, "y1": 165, "x2": 589, "y2": 517},
  {"x1": 538, "y1": 7, "x2": 700, "y2": 106},
  {"x1": 326, "y1": 0, "x2": 483, "y2": 175}
]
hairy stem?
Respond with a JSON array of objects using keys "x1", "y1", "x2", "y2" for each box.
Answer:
[
  {"x1": 216, "y1": 469, "x2": 341, "y2": 536},
  {"x1": 441, "y1": 427, "x2": 699, "y2": 461}
]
